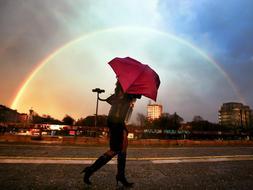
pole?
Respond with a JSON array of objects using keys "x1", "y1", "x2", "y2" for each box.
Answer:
[
  {"x1": 92, "y1": 88, "x2": 105, "y2": 128},
  {"x1": 95, "y1": 92, "x2": 99, "y2": 128}
]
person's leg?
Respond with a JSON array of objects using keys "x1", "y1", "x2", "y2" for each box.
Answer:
[
  {"x1": 81, "y1": 122, "x2": 119, "y2": 185},
  {"x1": 122, "y1": 128, "x2": 128, "y2": 153},
  {"x1": 82, "y1": 149, "x2": 117, "y2": 185},
  {"x1": 116, "y1": 129, "x2": 134, "y2": 187}
]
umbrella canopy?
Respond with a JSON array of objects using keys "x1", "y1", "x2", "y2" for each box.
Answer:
[{"x1": 108, "y1": 57, "x2": 160, "y2": 101}]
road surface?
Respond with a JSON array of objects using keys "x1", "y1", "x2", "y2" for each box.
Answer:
[{"x1": 0, "y1": 143, "x2": 253, "y2": 189}]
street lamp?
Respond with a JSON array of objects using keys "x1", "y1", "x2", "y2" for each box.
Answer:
[{"x1": 92, "y1": 88, "x2": 105, "y2": 127}]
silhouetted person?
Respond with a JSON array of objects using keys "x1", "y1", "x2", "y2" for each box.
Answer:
[{"x1": 81, "y1": 81, "x2": 141, "y2": 187}]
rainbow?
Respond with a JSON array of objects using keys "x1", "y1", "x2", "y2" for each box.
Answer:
[{"x1": 11, "y1": 26, "x2": 244, "y2": 109}]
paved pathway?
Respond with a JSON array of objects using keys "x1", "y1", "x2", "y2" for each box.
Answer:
[{"x1": 0, "y1": 143, "x2": 253, "y2": 189}]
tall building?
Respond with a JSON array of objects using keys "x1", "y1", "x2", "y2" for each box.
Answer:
[
  {"x1": 219, "y1": 102, "x2": 252, "y2": 128},
  {"x1": 147, "y1": 103, "x2": 162, "y2": 120}
]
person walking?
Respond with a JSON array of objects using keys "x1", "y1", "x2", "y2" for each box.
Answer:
[{"x1": 81, "y1": 81, "x2": 141, "y2": 187}]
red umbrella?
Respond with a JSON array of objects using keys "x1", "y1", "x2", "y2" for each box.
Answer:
[{"x1": 108, "y1": 57, "x2": 160, "y2": 101}]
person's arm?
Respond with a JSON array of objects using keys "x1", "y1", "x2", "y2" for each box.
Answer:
[
  {"x1": 98, "y1": 96, "x2": 107, "y2": 101},
  {"x1": 99, "y1": 94, "x2": 115, "y2": 105}
]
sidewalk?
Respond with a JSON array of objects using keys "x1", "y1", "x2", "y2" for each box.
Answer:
[
  {"x1": 1, "y1": 159, "x2": 253, "y2": 189},
  {"x1": 1, "y1": 144, "x2": 253, "y2": 189}
]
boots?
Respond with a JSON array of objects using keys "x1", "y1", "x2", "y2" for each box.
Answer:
[
  {"x1": 116, "y1": 152, "x2": 134, "y2": 188},
  {"x1": 81, "y1": 154, "x2": 112, "y2": 185}
]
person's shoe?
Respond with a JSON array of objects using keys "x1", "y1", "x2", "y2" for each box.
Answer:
[
  {"x1": 81, "y1": 154, "x2": 112, "y2": 185},
  {"x1": 116, "y1": 174, "x2": 134, "y2": 188},
  {"x1": 81, "y1": 167, "x2": 92, "y2": 185},
  {"x1": 116, "y1": 152, "x2": 134, "y2": 187}
]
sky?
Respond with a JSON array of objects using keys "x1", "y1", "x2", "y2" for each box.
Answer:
[{"x1": 0, "y1": 0, "x2": 253, "y2": 123}]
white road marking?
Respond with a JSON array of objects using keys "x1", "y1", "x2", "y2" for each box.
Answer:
[
  {"x1": 151, "y1": 155, "x2": 253, "y2": 164},
  {"x1": 0, "y1": 155, "x2": 252, "y2": 164},
  {"x1": 0, "y1": 158, "x2": 116, "y2": 164}
]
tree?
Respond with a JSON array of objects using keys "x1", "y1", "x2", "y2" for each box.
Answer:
[
  {"x1": 154, "y1": 115, "x2": 170, "y2": 129},
  {"x1": 192, "y1": 115, "x2": 204, "y2": 122},
  {"x1": 75, "y1": 117, "x2": 85, "y2": 126},
  {"x1": 75, "y1": 115, "x2": 107, "y2": 127},
  {"x1": 136, "y1": 113, "x2": 147, "y2": 127},
  {"x1": 190, "y1": 120, "x2": 222, "y2": 131},
  {"x1": 32, "y1": 114, "x2": 62, "y2": 124},
  {"x1": 62, "y1": 115, "x2": 75, "y2": 125},
  {"x1": 96, "y1": 115, "x2": 108, "y2": 126},
  {"x1": 170, "y1": 112, "x2": 184, "y2": 130},
  {"x1": 148, "y1": 112, "x2": 184, "y2": 130},
  {"x1": 83, "y1": 116, "x2": 96, "y2": 126}
]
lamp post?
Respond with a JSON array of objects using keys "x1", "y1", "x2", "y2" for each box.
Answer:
[{"x1": 92, "y1": 88, "x2": 105, "y2": 127}]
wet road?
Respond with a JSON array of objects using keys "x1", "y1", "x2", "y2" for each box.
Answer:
[{"x1": 0, "y1": 143, "x2": 253, "y2": 189}]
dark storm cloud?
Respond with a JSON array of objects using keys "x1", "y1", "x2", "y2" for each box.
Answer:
[
  {"x1": 158, "y1": 0, "x2": 253, "y2": 107},
  {"x1": 158, "y1": 0, "x2": 253, "y2": 56}
]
